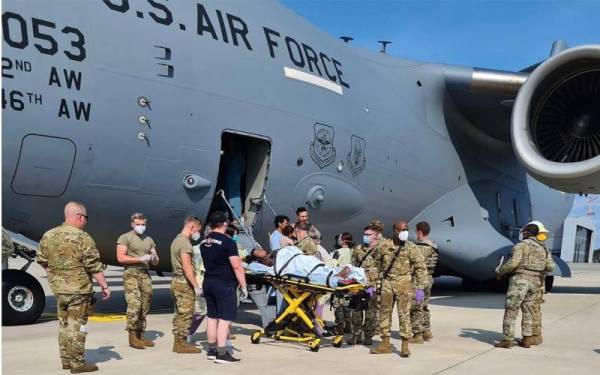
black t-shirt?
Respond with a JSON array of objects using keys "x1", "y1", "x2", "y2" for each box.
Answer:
[{"x1": 200, "y1": 232, "x2": 239, "y2": 287}]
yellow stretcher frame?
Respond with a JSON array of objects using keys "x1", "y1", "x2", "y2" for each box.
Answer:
[{"x1": 247, "y1": 273, "x2": 365, "y2": 352}]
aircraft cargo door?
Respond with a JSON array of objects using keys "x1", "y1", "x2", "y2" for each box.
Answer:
[
  {"x1": 11, "y1": 134, "x2": 76, "y2": 197},
  {"x1": 209, "y1": 131, "x2": 271, "y2": 229}
]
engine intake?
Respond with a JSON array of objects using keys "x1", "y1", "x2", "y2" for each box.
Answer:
[{"x1": 512, "y1": 45, "x2": 600, "y2": 193}]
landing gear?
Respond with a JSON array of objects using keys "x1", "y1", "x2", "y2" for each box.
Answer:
[{"x1": 2, "y1": 269, "x2": 45, "y2": 325}]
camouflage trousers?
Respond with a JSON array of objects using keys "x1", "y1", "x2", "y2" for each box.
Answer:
[
  {"x1": 351, "y1": 294, "x2": 377, "y2": 338},
  {"x1": 171, "y1": 276, "x2": 194, "y2": 339},
  {"x1": 56, "y1": 293, "x2": 91, "y2": 368},
  {"x1": 332, "y1": 295, "x2": 352, "y2": 334},
  {"x1": 123, "y1": 268, "x2": 153, "y2": 332},
  {"x1": 502, "y1": 274, "x2": 541, "y2": 340},
  {"x1": 532, "y1": 288, "x2": 544, "y2": 336},
  {"x1": 378, "y1": 278, "x2": 412, "y2": 339},
  {"x1": 410, "y1": 275, "x2": 433, "y2": 335}
]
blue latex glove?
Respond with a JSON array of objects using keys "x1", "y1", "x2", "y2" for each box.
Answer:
[{"x1": 415, "y1": 289, "x2": 425, "y2": 304}]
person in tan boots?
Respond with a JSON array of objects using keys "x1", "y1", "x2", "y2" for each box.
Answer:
[{"x1": 371, "y1": 221, "x2": 426, "y2": 357}]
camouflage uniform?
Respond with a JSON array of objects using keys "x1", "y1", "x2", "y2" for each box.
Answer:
[
  {"x1": 117, "y1": 231, "x2": 155, "y2": 332},
  {"x1": 351, "y1": 243, "x2": 380, "y2": 339},
  {"x1": 2, "y1": 229, "x2": 15, "y2": 269},
  {"x1": 531, "y1": 278, "x2": 545, "y2": 339},
  {"x1": 170, "y1": 234, "x2": 195, "y2": 339},
  {"x1": 497, "y1": 238, "x2": 554, "y2": 341},
  {"x1": 411, "y1": 239, "x2": 438, "y2": 336},
  {"x1": 332, "y1": 246, "x2": 354, "y2": 334},
  {"x1": 376, "y1": 240, "x2": 427, "y2": 339},
  {"x1": 296, "y1": 236, "x2": 318, "y2": 257},
  {"x1": 36, "y1": 224, "x2": 103, "y2": 368}
]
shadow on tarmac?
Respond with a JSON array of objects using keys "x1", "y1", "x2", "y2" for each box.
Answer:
[
  {"x1": 458, "y1": 328, "x2": 503, "y2": 345},
  {"x1": 551, "y1": 286, "x2": 600, "y2": 294},
  {"x1": 86, "y1": 345, "x2": 123, "y2": 363}
]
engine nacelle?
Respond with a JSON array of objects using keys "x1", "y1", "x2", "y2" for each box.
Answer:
[{"x1": 512, "y1": 45, "x2": 600, "y2": 193}]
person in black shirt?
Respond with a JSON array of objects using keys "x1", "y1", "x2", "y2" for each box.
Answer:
[{"x1": 200, "y1": 211, "x2": 247, "y2": 364}]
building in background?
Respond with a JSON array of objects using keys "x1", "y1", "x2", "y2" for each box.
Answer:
[{"x1": 557, "y1": 216, "x2": 597, "y2": 263}]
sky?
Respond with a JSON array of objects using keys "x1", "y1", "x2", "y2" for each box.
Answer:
[{"x1": 282, "y1": 0, "x2": 600, "y2": 247}]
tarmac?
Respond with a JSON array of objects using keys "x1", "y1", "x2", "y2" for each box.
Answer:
[{"x1": 3, "y1": 260, "x2": 600, "y2": 375}]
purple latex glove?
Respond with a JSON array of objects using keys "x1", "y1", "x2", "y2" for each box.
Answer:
[
  {"x1": 366, "y1": 286, "x2": 376, "y2": 297},
  {"x1": 415, "y1": 289, "x2": 425, "y2": 304}
]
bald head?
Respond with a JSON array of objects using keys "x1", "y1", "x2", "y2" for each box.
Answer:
[
  {"x1": 64, "y1": 202, "x2": 87, "y2": 229},
  {"x1": 393, "y1": 220, "x2": 409, "y2": 232}
]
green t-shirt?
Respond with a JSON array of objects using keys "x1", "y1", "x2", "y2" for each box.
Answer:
[
  {"x1": 170, "y1": 234, "x2": 193, "y2": 276},
  {"x1": 117, "y1": 230, "x2": 156, "y2": 269}
]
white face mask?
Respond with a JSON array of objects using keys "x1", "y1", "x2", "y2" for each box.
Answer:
[
  {"x1": 398, "y1": 230, "x2": 409, "y2": 242},
  {"x1": 191, "y1": 232, "x2": 201, "y2": 241},
  {"x1": 133, "y1": 225, "x2": 146, "y2": 235}
]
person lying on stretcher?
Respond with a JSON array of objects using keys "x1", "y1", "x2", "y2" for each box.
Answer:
[{"x1": 246, "y1": 246, "x2": 367, "y2": 288}]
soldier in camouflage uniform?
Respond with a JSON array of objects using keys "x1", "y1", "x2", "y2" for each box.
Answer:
[
  {"x1": 36, "y1": 202, "x2": 111, "y2": 374},
  {"x1": 349, "y1": 224, "x2": 382, "y2": 345},
  {"x1": 525, "y1": 221, "x2": 551, "y2": 346},
  {"x1": 293, "y1": 222, "x2": 319, "y2": 257},
  {"x1": 170, "y1": 215, "x2": 203, "y2": 354},
  {"x1": 2, "y1": 229, "x2": 15, "y2": 269},
  {"x1": 371, "y1": 220, "x2": 427, "y2": 357},
  {"x1": 116, "y1": 213, "x2": 159, "y2": 349},
  {"x1": 494, "y1": 222, "x2": 555, "y2": 349},
  {"x1": 332, "y1": 232, "x2": 354, "y2": 335},
  {"x1": 410, "y1": 221, "x2": 438, "y2": 343}
]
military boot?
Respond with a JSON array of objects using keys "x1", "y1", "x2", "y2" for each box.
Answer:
[
  {"x1": 400, "y1": 339, "x2": 411, "y2": 358},
  {"x1": 370, "y1": 337, "x2": 392, "y2": 354},
  {"x1": 173, "y1": 337, "x2": 202, "y2": 354},
  {"x1": 363, "y1": 335, "x2": 373, "y2": 345},
  {"x1": 530, "y1": 334, "x2": 543, "y2": 345},
  {"x1": 136, "y1": 331, "x2": 155, "y2": 347},
  {"x1": 128, "y1": 330, "x2": 146, "y2": 349},
  {"x1": 410, "y1": 334, "x2": 424, "y2": 344},
  {"x1": 62, "y1": 363, "x2": 71, "y2": 370},
  {"x1": 519, "y1": 336, "x2": 532, "y2": 348},
  {"x1": 494, "y1": 340, "x2": 513, "y2": 349},
  {"x1": 70, "y1": 363, "x2": 98, "y2": 373},
  {"x1": 422, "y1": 330, "x2": 434, "y2": 341},
  {"x1": 348, "y1": 334, "x2": 362, "y2": 345}
]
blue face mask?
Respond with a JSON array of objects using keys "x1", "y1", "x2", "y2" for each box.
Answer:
[
  {"x1": 363, "y1": 235, "x2": 372, "y2": 245},
  {"x1": 232, "y1": 234, "x2": 239, "y2": 242}
]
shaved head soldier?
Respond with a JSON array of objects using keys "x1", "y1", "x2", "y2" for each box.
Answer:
[
  {"x1": 36, "y1": 202, "x2": 111, "y2": 373},
  {"x1": 116, "y1": 213, "x2": 159, "y2": 349},
  {"x1": 410, "y1": 221, "x2": 438, "y2": 343}
]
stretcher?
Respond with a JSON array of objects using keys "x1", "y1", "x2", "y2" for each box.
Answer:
[{"x1": 246, "y1": 272, "x2": 366, "y2": 352}]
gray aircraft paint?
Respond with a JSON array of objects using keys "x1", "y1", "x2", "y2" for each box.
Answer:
[{"x1": 4, "y1": 0, "x2": 594, "y2": 285}]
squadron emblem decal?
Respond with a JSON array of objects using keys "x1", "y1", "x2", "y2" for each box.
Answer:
[
  {"x1": 347, "y1": 135, "x2": 366, "y2": 176},
  {"x1": 310, "y1": 123, "x2": 336, "y2": 169}
]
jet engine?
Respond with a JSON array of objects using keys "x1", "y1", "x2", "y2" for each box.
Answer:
[{"x1": 512, "y1": 45, "x2": 600, "y2": 193}]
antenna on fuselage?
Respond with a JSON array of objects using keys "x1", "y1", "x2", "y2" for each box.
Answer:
[
  {"x1": 340, "y1": 36, "x2": 354, "y2": 43},
  {"x1": 378, "y1": 40, "x2": 391, "y2": 53}
]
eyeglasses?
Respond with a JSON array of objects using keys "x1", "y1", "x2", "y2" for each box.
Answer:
[{"x1": 77, "y1": 213, "x2": 88, "y2": 220}]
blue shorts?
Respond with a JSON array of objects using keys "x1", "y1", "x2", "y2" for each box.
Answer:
[{"x1": 202, "y1": 279, "x2": 238, "y2": 321}]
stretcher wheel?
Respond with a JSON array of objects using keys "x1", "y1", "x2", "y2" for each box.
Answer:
[
  {"x1": 309, "y1": 339, "x2": 321, "y2": 352},
  {"x1": 251, "y1": 330, "x2": 261, "y2": 344},
  {"x1": 332, "y1": 336, "x2": 343, "y2": 348}
]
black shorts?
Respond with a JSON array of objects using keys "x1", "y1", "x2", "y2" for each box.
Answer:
[{"x1": 202, "y1": 279, "x2": 238, "y2": 321}]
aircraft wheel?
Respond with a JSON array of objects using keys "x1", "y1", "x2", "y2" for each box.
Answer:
[
  {"x1": 545, "y1": 276, "x2": 554, "y2": 292},
  {"x1": 251, "y1": 330, "x2": 262, "y2": 344},
  {"x1": 308, "y1": 339, "x2": 321, "y2": 352},
  {"x1": 332, "y1": 336, "x2": 343, "y2": 347},
  {"x1": 2, "y1": 269, "x2": 45, "y2": 325}
]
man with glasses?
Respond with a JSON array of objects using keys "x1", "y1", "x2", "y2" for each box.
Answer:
[
  {"x1": 36, "y1": 202, "x2": 111, "y2": 373},
  {"x1": 349, "y1": 224, "x2": 384, "y2": 346}
]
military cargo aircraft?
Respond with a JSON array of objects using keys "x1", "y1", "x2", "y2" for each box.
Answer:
[{"x1": 2, "y1": 0, "x2": 599, "y2": 325}]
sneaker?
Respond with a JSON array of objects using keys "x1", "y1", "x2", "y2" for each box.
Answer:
[
  {"x1": 214, "y1": 352, "x2": 241, "y2": 364},
  {"x1": 206, "y1": 348, "x2": 217, "y2": 360}
]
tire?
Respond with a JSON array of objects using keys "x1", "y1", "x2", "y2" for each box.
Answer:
[
  {"x1": 545, "y1": 276, "x2": 554, "y2": 292},
  {"x1": 461, "y1": 277, "x2": 483, "y2": 292},
  {"x1": 2, "y1": 270, "x2": 45, "y2": 325}
]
